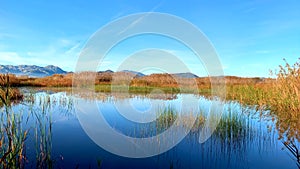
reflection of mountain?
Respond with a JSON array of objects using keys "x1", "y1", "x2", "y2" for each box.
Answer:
[{"x1": 0, "y1": 65, "x2": 67, "y2": 77}]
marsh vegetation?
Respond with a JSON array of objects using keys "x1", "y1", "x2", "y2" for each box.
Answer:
[{"x1": 0, "y1": 59, "x2": 299, "y2": 168}]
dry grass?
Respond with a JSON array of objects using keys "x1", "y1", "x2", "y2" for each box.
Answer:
[
  {"x1": 3, "y1": 71, "x2": 269, "y2": 96},
  {"x1": 226, "y1": 58, "x2": 300, "y2": 142},
  {"x1": 0, "y1": 74, "x2": 27, "y2": 168},
  {"x1": 269, "y1": 58, "x2": 300, "y2": 141},
  {"x1": 1, "y1": 60, "x2": 298, "y2": 142},
  {"x1": 0, "y1": 74, "x2": 23, "y2": 106}
]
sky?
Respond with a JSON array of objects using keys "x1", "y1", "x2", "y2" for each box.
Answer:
[{"x1": 0, "y1": 0, "x2": 299, "y2": 77}]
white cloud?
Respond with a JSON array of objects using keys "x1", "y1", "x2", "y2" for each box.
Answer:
[
  {"x1": 0, "y1": 52, "x2": 47, "y2": 65},
  {"x1": 0, "y1": 33, "x2": 16, "y2": 39},
  {"x1": 25, "y1": 38, "x2": 84, "y2": 71},
  {"x1": 255, "y1": 50, "x2": 271, "y2": 54},
  {"x1": 0, "y1": 44, "x2": 8, "y2": 50},
  {"x1": 66, "y1": 42, "x2": 81, "y2": 55},
  {"x1": 58, "y1": 38, "x2": 73, "y2": 46},
  {"x1": 0, "y1": 38, "x2": 84, "y2": 71}
]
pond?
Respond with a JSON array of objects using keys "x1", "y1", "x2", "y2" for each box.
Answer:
[{"x1": 0, "y1": 89, "x2": 299, "y2": 169}]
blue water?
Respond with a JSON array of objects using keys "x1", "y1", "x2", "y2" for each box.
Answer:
[{"x1": 5, "y1": 91, "x2": 299, "y2": 169}]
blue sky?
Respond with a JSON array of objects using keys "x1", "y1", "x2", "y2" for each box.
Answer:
[{"x1": 0, "y1": 0, "x2": 299, "y2": 77}]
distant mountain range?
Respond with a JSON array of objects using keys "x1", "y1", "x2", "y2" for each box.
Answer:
[
  {"x1": 121, "y1": 70, "x2": 145, "y2": 77},
  {"x1": 0, "y1": 65, "x2": 67, "y2": 77},
  {"x1": 0, "y1": 65, "x2": 199, "y2": 78},
  {"x1": 97, "y1": 69, "x2": 199, "y2": 78},
  {"x1": 172, "y1": 72, "x2": 199, "y2": 78}
]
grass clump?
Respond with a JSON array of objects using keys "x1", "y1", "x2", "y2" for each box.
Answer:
[
  {"x1": 156, "y1": 106, "x2": 178, "y2": 132},
  {"x1": 226, "y1": 58, "x2": 300, "y2": 142},
  {"x1": 0, "y1": 74, "x2": 23, "y2": 106},
  {"x1": 0, "y1": 74, "x2": 27, "y2": 169},
  {"x1": 269, "y1": 58, "x2": 300, "y2": 141}
]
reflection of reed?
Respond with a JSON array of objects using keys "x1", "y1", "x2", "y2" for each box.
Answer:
[
  {"x1": 26, "y1": 92, "x2": 74, "y2": 168},
  {"x1": 2, "y1": 85, "x2": 298, "y2": 168},
  {"x1": 72, "y1": 89, "x2": 180, "y2": 102},
  {"x1": 0, "y1": 76, "x2": 27, "y2": 168},
  {"x1": 1, "y1": 88, "x2": 74, "y2": 168},
  {"x1": 226, "y1": 59, "x2": 300, "y2": 144},
  {"x1": 33, "y1": 95, "x2": 53, "y2": 169},
  {"x1": 151, "y1": 101, "x2": 277, "y2": 169},
  {"x1": 156, "y1": 106, "x2": 178, "y2": 133},
  {"x1": 283, "y1": 141, "x2": 300, "y2": 168},
  {"x1": 0, "y1": 107, "x2": 28, "y2": 169}
]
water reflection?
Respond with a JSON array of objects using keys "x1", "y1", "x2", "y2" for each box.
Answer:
[
  {"x1": 0, "y1": 90, "x2": 299, "y2": 168},
  {"x1": 283, "y1": 141, "x2": 300, "y2": 168}
]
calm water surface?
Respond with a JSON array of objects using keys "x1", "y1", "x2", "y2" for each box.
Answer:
[{"x1": 4, "y1": 90, "x2": 299, "y2": 169}]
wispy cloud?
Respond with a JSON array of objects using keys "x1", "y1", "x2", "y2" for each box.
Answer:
[
  {"x1": 0, "y1": 44, "x2": 8, "y2": 50},
  {"x1": 0, "y1": 33, "x2": 16, "y2": 39},
  {"x1": 65, "y1": 42, "x2": 81, "y2": 55},
  {"x1": 117, "y1": 1, "x2": 164, "y2": 35},
  {"x1": 255, "y1": 50, "x2": 271, "y2": 54},
  {"x1": 0, "y1": 38, "x2": 84, "y2": 71},
  {"x1": 259, "y1": 19, "x2": 300, "y2": 33},
  {"x1": 243, "y1": 7, "x2": 257, "y2": 14},
  {"x1": 116, "y1": 14, "x2": 148, "y2": 36},
  {"x1": 0, "y1": 52, "x2": 49, "y2": 65},
  {"x1": 110, "y1": 11, "x2": 127, "y2": 21}
]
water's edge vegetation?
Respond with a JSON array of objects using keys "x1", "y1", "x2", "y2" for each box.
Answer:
[{"x1": 0, "y1": 58, "x2": 299, "y2": 168}]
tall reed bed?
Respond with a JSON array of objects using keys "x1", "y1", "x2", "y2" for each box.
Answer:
[
  {"x1": 0, "y1": 74, "x2": 27, "y2": 169},
  {"x1": 269, "y1": 59, "x2": 300, "y2": 141},
  {"x1": 226, "y1": 58, "x2": 300, "y2": 166},
  {"x1": 0, "y1": 74, "x2": 74, "y2": 168},
  {"x1": 0, "y1": 74, "x2": 23, "y2": 107},
  {"x1": 227, "y1": 59, "x2": 300, "y2": 140},
  {"x1": 270, "y1": 58, "x2": 300, "y2": 167}
]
